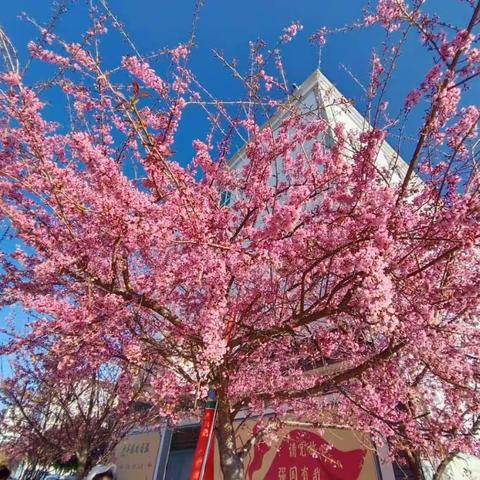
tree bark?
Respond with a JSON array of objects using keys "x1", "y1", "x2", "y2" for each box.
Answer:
[
  {"x1": 432, "y1": 452, "x2": 458, "y2": 480},
  {"x1": 76, "y1": 451, "x2": 90, "y2": 480},
  {"x1": 216, "y1": 384, "x2": 244, "y2": 480},
  {"x1": 405, "y1": 450, "x2": 426, "y2": 480}
]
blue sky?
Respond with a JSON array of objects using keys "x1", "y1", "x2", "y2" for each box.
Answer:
[
  {"x1": 3, "y1": 0, "x2": 476, "y2": 160},
  {"x1": 1, "y1": 1, "x2": 478, "y2": 161},
  {"x1": 0, "y1": 0, "x2": 479, "y2": 375}
]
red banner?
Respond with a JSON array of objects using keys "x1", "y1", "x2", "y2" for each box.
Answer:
[
  {"x1": 210, "y1": 421, "x2": 378, "y2": 480},
  {"x1": 247, "y1": 429, "x2": 367, "y2": 480}
]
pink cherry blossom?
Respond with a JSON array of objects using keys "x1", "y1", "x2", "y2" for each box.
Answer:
[
  {"x1": 281, "y1": 21, "x2": 303, "y2": 43},
  {"x1": 1, "y1": 3, "x2": 480, "y2": 479}
]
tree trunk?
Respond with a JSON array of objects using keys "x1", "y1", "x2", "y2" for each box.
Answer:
[
  {"x1": 76, "y1": 451, "x2": 90, "y2": 480},
  {"x1": 405, "y1": 449, "x2": 425, "y2": 480},
  {"x1": 432, "y1": 452, "x2": 458, "y2": 480},
  {"x1": 216, "y1": 385, "x2": 244, "y2": 480}
]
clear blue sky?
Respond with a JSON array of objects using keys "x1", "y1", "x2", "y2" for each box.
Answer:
[
  {"x1": 2, "y1": 0, "x2": 477, "y2": 162},
  {"x1": 3, "y1": 0, "x2": 385, "y2": 160},
  {"x1": 0, "y1": 0, "x2": 478, "y2": 375}
]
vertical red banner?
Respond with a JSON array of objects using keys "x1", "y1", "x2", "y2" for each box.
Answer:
[{"x1": 189, "y1": 404, "x2": 216, "y2": 480}]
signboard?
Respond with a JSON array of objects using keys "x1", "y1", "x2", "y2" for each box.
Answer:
[
  {"x1": 210, "y1": 420, "x2": 380, "y2": 480},
  {"x1": 113, "y1": 430, "x2": 163, "y2": 480}
]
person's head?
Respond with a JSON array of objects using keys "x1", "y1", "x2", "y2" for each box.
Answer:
[
  {"x1": 0, "y1": 465, "x2": 10, "y2": 480},
  {"x1": 92, "y1": 474, "x2": 113, "y2": 480},
  {"x1": 88, "y1": 464, "x2": 116, "y2": 480}
]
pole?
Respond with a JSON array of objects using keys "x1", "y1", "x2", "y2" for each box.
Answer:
[
  {"x1": 189, "y1": 318, "x2": 235, "y2": 480},
  {"x1": 189, "y1": 389, "x2": 217, "y2": 480}
]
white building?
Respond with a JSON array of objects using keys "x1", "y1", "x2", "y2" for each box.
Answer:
[{"x1": 230, "y1": 69, "x2": 410, "y2": 187}]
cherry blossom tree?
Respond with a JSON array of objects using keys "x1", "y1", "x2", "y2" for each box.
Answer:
[
  {"x1": 0, "y1": 1, "x2": 479, "y2": 479},
  {"x1": 0, "y1": 353, "x2": 157, "y2": 479}
]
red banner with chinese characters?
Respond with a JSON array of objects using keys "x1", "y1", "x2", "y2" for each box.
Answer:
[
  {"x1": 210, "y1": 421, "x2": 380, "y2": 480},
  {"x1": 247, "y1": 429, "x2": 367, "y2": 480}
]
